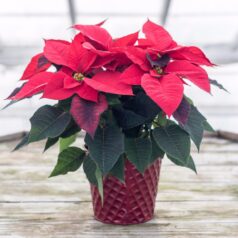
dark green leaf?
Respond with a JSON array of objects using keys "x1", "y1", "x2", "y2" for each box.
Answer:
[
  {"x1": 13, "y1": 133, "x2": 30, "y2": 151},
  {"x1": 123, "y1": 125, "x2": 142, "y2": 138},
  {"x1": 167, "y1": 155, "x2": 197, "y2": 173},
  {"x1": 153, "y1": 124, "x2": 190, "y2": 161},
  {"x1": 150, "y1": 133, "x2": 164, "y2": 164},
  {"x1": 56, "y1": 98, "x2": 73, "y2": 111},
  {"x1": 109, "y1": 155, "x2": 125, "y2": 183},
  {"x1": 85, "y1": 124, "x2": 124, "y2": 175},
  {"x1": 209, "y1": 79, "x2": 229, "y2": 93},
  {"x1": 83, "y1": 155, "x2": 104, "y2": 202},
  {"x1": 2, "y1": 85, "x2": 25, "y2": 110},
  {"x1": 184, "y1": 95, "x2": 194, "y2": 105},
  {"x1": 113, "y1": 106, "x2": 147, "y2": 129},
  {"x1": 49, "y1": 147, "x2": 85, "y2": 177},
  {"x1": 2, "y1": 100, "x2": 20, "y2": 110},
  {"x1": 60, "y1": 119, "x2": 80, "y2": 138},
  {"x1": 173, "y1": 97, "x2": 191, "y2": 125},
  {"x1": 106, "y1": 94, "x2": 120, "y2": 106},
  {"x1": 123, "y1": 91, "x2": 161, "y2": 120},
  {"x1": 44, "y1": 119, "x2": 79, "y2": 152},
  {"x1": 182, "y1": 105, "x2": 206, "y2": 150},
  {"x1": 44, "y1": 137, "x2": 59, "y2": 152},
  {"x1": 29, "y1": 105, "x2": 71, "y2": 143},
  {"x1": 83, "y1": 155, "x2": 97, "y2": 185},
  {"x1": 203, "y1": 120, "x2": 215, "y2": 132},
  {"x1": 95, "y1": 167, "x2": 104, "y2": 202},
  {"x1": 125, "y1": 137, "x2": 152, "y2": 173}
]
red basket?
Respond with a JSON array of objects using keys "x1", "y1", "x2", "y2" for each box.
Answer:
[{"x1": 91, "y1": 159, "x2": 162, "y2": 225}]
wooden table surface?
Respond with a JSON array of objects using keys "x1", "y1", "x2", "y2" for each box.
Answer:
[{"x1": 0, "y1": 138, "x2": 238, "y2": 238}]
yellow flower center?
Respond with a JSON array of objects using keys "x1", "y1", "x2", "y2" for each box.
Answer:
[
  {"x1": 155, "y1": 66, "x2": 163, "y2": 75},
  {"x1": 73, "y1": 73, "x2": 84, "y2": 81}
]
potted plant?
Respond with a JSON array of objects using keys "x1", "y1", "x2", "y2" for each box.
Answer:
[{"x1": 5, "y1": 19, "x2": 226, "y2": 225}]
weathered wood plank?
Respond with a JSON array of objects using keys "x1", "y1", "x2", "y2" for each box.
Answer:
[
  {"x1": 0, "y1": 138, "x2": 238, "y2": 237},
  {"x1": 0, "y1": 201, "x2": 238, "y2": 237}
]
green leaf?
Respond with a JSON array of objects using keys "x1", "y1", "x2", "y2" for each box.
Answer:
[
  {"x1": 49, "y1": 147, "x2": 85, "y2": 177},
  {"x1": 106, "y1": 94, "x2": 120, "y2": 106},
  {"x1": 44, "y1": 119, "x2": 79, "y2": 152},
  {"x1": 184, "y1": 95, "x2": 194, "y2": 105},
  {"x1": 2, "y1": 100, "x2": 20, "y2": 110},
  {"x1": 209, "y1": 79, "x2": 229, "y2": 93},
  {"x1": 59, "y1": 134, "x2": 77, "y2": 152},
  {"x1": 153, "y1": 124, "x2": 190, "y2": 161},
  {"x1": 28, "y1": 105, "x2": 71, "y2": 143},
  {"x1": 60, "y1": 119, "x2": 80, "y2": 138},
  {"x1": 56, "y1": 97, "x2": 73, "y2": 111},
  {"x1": 95, "y1": 167, "x2": 104, "y2": 202},
  {"x1": 44, "y1": 137, "x2": 59, "y2": 152},
  {"x1": 123, "y1": 91, "x2": 161, "y2": 120},
  {"x1": 109, "y1": 155, "x2": 125, "y2": 183},
  {"x1": 113, "y1": 106, "x2": 147, "y2": 130},
  {"x1": 85, "y1": 124, "x2": 124, "y2": 175},
  {"x1": 83, "y1": 155, "x2": 97, "y2": 185},
  {"x1": 203, "y1": 120, "x2": 215, "y2": 132},
  {"x1": 167, "y1": 155, "x2": 197, "y2": 173},
  {"x1": 13, "y1": 133, "x2": 29, "y2": 151},
  {"x1": 182, "y1": 105, "x2": 206, "y2": 150},
  {"x1": 2, "y1": 85, "x2": 26, "y2": 110},
  {"x1": 150, "y1": 133, "x2": 164, "y2": 164},
  {"x1": 83, "y1": 155, "x2": 104, "y2": 202},
  {"x1": 125, "y1": 137, "x2": 152, "y2": 173},
  {"x1": 123, "y1": 125, "x2": 142, "y2": 138},
  {"x1": 157, "y1": 111, "x2": 167, "y2": 126}
]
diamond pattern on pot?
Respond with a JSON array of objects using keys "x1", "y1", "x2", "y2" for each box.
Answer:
[{"x1": 91, "y1": 159, "x2": 162, "y2": 225}]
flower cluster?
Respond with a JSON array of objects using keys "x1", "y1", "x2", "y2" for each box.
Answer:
[
  {"x1": 7, "y1": 20, "x2": 223, "y2": 181},
  {"x1": 10, "y1": 20, "x2": 212, "y2": 117}
]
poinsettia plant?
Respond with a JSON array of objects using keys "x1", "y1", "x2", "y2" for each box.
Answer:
[{"x1": 5, "y1": 20, "x2": 226, "y2": 194}]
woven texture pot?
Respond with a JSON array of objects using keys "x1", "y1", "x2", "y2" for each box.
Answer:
[{"x1": 91, "y1": 159, "x2": 162, "y2": 225}]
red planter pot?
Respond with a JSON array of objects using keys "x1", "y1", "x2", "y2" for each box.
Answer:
[{"x1": 91, "y1": 159, "x2": 162, "y2": 225}]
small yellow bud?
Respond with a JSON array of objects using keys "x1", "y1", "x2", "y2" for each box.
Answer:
[
  {"x1": 73, "y1": 73, "x2": 84, "y2": 81},
  {"x1": 155, "y1": 66, "x2": 163, "y2": 75}
]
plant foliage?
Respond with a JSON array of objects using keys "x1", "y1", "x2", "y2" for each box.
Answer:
[{"x1": 5, "y1": 19, "x2": 224, "y2": 197}]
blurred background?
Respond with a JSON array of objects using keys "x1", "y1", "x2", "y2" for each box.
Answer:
[{"x1": 0, "y1": 0, "x2": 237, "y2": 136}]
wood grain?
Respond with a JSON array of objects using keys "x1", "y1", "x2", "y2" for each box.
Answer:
[{"x1": 0, "y1": 138, "x2": 238, "y2": 237}]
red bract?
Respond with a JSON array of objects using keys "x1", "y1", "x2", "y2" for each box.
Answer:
[
  {"x1": 42, "y1": 71, "x2": 98, "y2": 102},
  {"x1": 70, "y1": 94, "x2": 108, "y2": 138},
  {"x1": 141, "y1": 74, "x2": 184, "y2": 116},
  {"x1": 41, "y1": 36, "x2": 99, "y2": 102},
  {"x1": 9, "y1": 20, "x2": 213, "y2": 119},
  {"x1": 165, "y1": 60, "x2": 210, "y2": 92},
  {"x1": 142, "y1": 20, "x2": 176, "y2": 51},
  {"x1": 84, "y1": 71, "x2": 133, "y2": 96},
  {"x1": 167, "y1": 46, "x2": 214, "y2": 66},
  {"x1": 112, "y1": 31, "x2": 139, "y2": 48},
  {"x1": 13, "y1": 23, "x2": 135, "y2": 102},
  {"x1": 44, "y1": 36, "x2": 97, "y2": 73},
  {"x1": 73, "y1": 23, "x2": 138, "y2": 70},
  {"x1": 141, "y1": 20, "x2": 213, "y2": 66},
  {"x1": 11, "y1": 72, "x2": 54, "y2": 100},
  {"x1": 20, "y1": 53, "x2": 51, "y2": 80},
  {"x1": 120, "y1": 19, "x2": 213, "y2": 115},
  {"x1": 73, "y1": 24, "x2": 113, "y2": 49}
]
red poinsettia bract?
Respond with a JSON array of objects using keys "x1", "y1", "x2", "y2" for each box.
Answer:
[
  {"x1": 11, "y1": 22, "x2": 134, "y2": 102},
  {"x1": 8, "y1": 19, "x2": 214, "y2": 136},
  {"x1": 121, "y1": 20, "x2": 213, "y2": 116}
]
